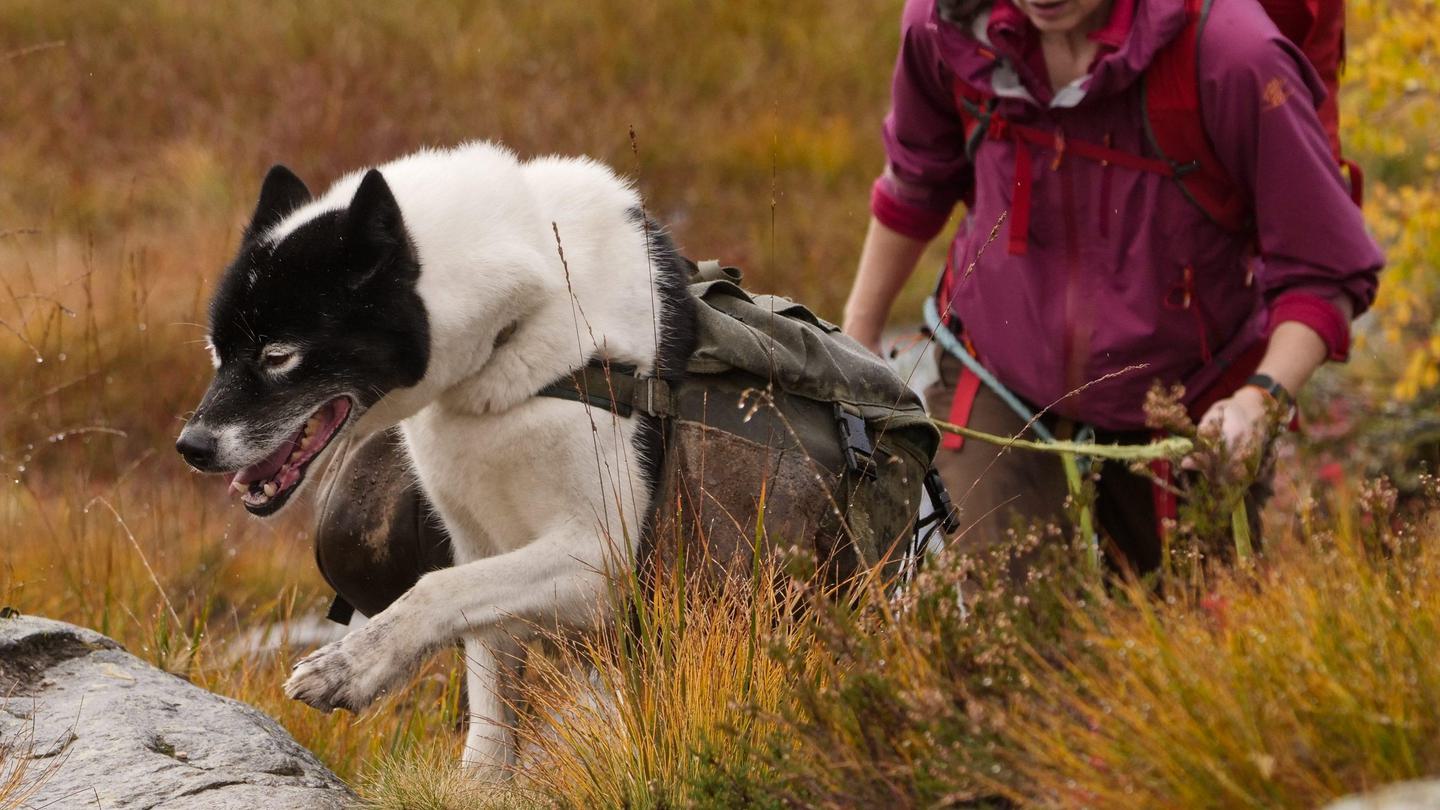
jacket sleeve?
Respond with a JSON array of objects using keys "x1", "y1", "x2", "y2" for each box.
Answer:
[
  {"x1": 872, "y1": 0, "x2": 974, "y2": 242},
  {"x1": 1197, "y1": 0, "x2": 1384, "y2": 360}
]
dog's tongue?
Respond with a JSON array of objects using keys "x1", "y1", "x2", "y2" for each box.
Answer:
[{"x1": 232, "y1": 440, "x2": 294, "y2": 487}]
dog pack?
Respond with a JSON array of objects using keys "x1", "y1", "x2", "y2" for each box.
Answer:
[{"x1": 313, "y1": 259, "x2": 951, "y2": 623}]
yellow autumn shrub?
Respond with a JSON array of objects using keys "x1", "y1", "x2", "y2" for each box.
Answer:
[{"x1": 1345, "y1": 0, "x2": 1440, "y2": 400}]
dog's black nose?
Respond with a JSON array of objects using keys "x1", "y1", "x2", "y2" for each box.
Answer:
[{"x1": 175, "y1": 426, "x2": 219, "y2": 470}]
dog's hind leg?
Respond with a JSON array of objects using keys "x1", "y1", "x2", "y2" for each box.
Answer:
[{"x1": 459, "y1": 633, "x2": 525, "y2": 778}]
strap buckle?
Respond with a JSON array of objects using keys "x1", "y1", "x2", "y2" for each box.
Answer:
[
  {"x1": 636, "y1": 377, "x2": 672, "y2": 419},
  {"x1": 834, "y1": 404, "x2": 876, "y2": 481},
  {"x1": 922, "y1": 467, "x2": 962, "y2": 534}
]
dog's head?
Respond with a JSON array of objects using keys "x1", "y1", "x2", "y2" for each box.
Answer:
[{"x1": 175, "y1": 165, "x2": 430, "y2": 516}]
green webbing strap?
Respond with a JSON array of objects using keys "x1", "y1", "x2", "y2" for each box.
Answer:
[{"x1": 537, "y1": 362, "x2": 675, "y2": 419}]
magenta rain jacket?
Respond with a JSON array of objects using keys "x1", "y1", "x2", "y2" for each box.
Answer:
[{"x1": 873, "y1": 0, "x2": 1384, "y2": 431}]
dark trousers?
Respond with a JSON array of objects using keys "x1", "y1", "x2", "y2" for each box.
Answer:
[{"x1": 924, "y1": 349, "x2": 1269, "y2": 578}]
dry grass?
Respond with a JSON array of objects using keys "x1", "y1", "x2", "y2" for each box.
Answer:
[
  {"x1": 354, "y1": 746, "x2": 522, "y2": 810},
  {"x1": 2, "y1": 1, "x2": 1437, "y2": 807},
  {"x1": 0, "y1": 0, "x2": 946, "y2": 317},
  {"x1": 0, "y1": 718, "x2": 66, "y2": 810},
  {"x1": 514, "y1": 558, "x2": 818, "y2": 809},
  {"x1": 664, "y1": 480, "x2": 1440, "y2": 809},
  {"x1": 1001, "y1": 483, "x2": 1440, "y2": 807}
]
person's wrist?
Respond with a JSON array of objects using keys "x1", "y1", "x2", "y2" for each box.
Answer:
[
  {"x1": 1241, "y1": 373, "x2": 1297, "y2": 425},
  {"x1": 841, "y1": 304, "x2": 883, "y2": 332},
  {"x1": 1244, "y1": 373, "x2": 1294, "y2": 410}
]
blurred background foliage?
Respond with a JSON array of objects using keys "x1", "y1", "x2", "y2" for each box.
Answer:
[{"x1": 1345, "y1": 0, "x2": 1439, "y2": 402}]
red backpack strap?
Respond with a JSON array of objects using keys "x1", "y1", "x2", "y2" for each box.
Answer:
[{"x1": 1142, "y1": 0, "x2": 1252, "y2": 233}]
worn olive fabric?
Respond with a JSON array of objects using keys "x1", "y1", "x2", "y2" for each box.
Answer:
[
  {"x1": 660, "y1": 268, "x2": 939, "y2": 582},
  {"x1": 687, "y1": 275, "x2": 939, "y2": 448}
]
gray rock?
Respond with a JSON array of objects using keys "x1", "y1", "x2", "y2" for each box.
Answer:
[
  {"x1": 0, "y1": 614, "x2": 354, "y2": 809},
  {"x1": 1326, "y1": 780, "x2": 1440, "y2": 810}
]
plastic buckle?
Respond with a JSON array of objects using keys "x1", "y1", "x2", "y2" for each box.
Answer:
[
  {"x1": 834, "y1": 404, "x2": 876, "y2": 481},
  {"x1": 923, "y1": 467, "x2": 962, "y2": 534},
  {"x1": 1172, "y1": 159, "x2": 1202, "y2": 178},
  {"x1": 325, "y1": 595, "x2": 355, "y2": 626}
]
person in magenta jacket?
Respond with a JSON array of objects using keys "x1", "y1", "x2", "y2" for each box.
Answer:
[{"x1": 842, "y1": 0, "x2": 1383, "y2": 572}]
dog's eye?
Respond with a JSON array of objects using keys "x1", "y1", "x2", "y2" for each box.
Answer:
[{"x1": 260, "y1": 346, "x2": 301, "y2": 373}]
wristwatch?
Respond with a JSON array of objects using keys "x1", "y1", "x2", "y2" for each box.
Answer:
[{"x1": 1244, "y1": 373, "x2": 1295, "y2": 414}]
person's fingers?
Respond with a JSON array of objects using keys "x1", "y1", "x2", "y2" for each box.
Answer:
[
  {"x1": 1179, "y1": 396, "x2": 1272, "y2": 480},
  {"x1": 1183, "y1": 402, "x2": 1227, "y2": 471}
]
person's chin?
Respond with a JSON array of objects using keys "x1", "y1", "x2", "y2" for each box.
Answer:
[{"x1": 1024, "y1": 0, "x2": 1081, "y2": 31}]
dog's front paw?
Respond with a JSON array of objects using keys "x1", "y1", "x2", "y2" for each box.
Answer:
[
  {"x1": 284, "y1": 643, "x2": 365, "y2": 713},
  {"x1": 283, "y1": 620, "x2": 426, "y2": 713}
]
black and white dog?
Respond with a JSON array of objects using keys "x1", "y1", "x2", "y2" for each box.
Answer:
[{"x1": 176, "y1": 143, "x2": 697, "y2": 774}]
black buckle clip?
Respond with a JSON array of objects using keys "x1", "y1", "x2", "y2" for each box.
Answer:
[
  {"x1": 834, "y1": 404, "x2": 876, "y2": 481},
  {"x1": 923, "y1": 467, "x2": 962, "y2": 534}
]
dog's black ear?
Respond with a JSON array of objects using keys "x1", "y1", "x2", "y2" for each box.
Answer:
[
  {"x1": 244, "y1": 165, "x2": 311, "y2": 242},
  {"x1": 347, "y1": 169, "x2": 406, "y2": 249},
  {"x1": 344, "y1": 169, "x2": 413, "y2": 287}
]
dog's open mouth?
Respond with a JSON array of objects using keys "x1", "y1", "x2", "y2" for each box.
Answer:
[{"x1": 231, "y1": 397, "x2": 352, "y2": 516}]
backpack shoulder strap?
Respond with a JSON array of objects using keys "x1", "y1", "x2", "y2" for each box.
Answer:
[
  {"x1": 1142, "y1": 0, "x2": 1252, "y2": 233},
  {"x1": 951, "y1": 78, "x2": 999, "y2": 161}
]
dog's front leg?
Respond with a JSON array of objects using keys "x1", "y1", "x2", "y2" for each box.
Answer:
[{"x1": 285, "y1": 522, "x2": 614, "y2": 718}]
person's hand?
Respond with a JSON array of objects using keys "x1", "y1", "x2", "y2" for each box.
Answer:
[{"x1": 1183, "y1": 386, "x2": 1274, "y2": 479}]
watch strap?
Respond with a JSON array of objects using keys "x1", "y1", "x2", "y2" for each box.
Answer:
[{"x1": 1244, "y1": 373, "x2": 1294, "y2": 410}]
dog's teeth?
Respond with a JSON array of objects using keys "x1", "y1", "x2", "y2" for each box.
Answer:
[
  {"x1": 305, "y1": 418, "x2": 320, "y2": 436},
  {"x1": 230, "y1": 480, "x2": 247, "y2": 494},
  {"x1": 263, "y1": 482, "x2": 278, "y2": 497},
  {"x1": 299, "y1": 436, "x2": 312, "y2": 450}
]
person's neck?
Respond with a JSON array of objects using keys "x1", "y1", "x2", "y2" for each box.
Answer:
[{"x1": 1038, "y1": 0, "x2": 1113, "y2": 91}]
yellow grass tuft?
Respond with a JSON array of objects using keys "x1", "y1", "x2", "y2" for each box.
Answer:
[
  {"x1": 515, "y1": 557, "x2": 816, "y2": 809},
  {"x1": 998, "y1": 483, "x2": 1440, "y2": 808}
]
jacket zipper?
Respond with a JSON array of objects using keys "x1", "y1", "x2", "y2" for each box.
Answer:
[{"x1": 1060, "y1": 144, "x2": 1088, "y2": 406}]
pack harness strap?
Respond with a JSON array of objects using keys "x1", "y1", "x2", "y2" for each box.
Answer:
[{"x1": 537, "y1": 361, "x2": 675, "y2": 419}]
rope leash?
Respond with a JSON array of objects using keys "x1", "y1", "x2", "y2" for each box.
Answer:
[
  {"x1": 928, "y1": 418, "x2": 1254, "y2": 563},
  {"x1": 931, "y1": 419, "x2": 1194, "y2": 461}
]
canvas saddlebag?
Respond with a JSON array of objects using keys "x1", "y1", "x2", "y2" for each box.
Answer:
[{"x1": 313, "y1": 261, "x2": 950, "y2": 623}]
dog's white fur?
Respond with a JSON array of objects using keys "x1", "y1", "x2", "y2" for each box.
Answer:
[{"x1": 276, "y1": 142, "x2": 677, "y2": 775}]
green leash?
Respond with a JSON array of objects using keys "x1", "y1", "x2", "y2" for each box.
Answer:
[
  {"x1": 930, "y1": 420, "x2": 1194, "y2": 461},
  {"x1": 930, "y1": 419, "x2": 1253, "y2": 564}
]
